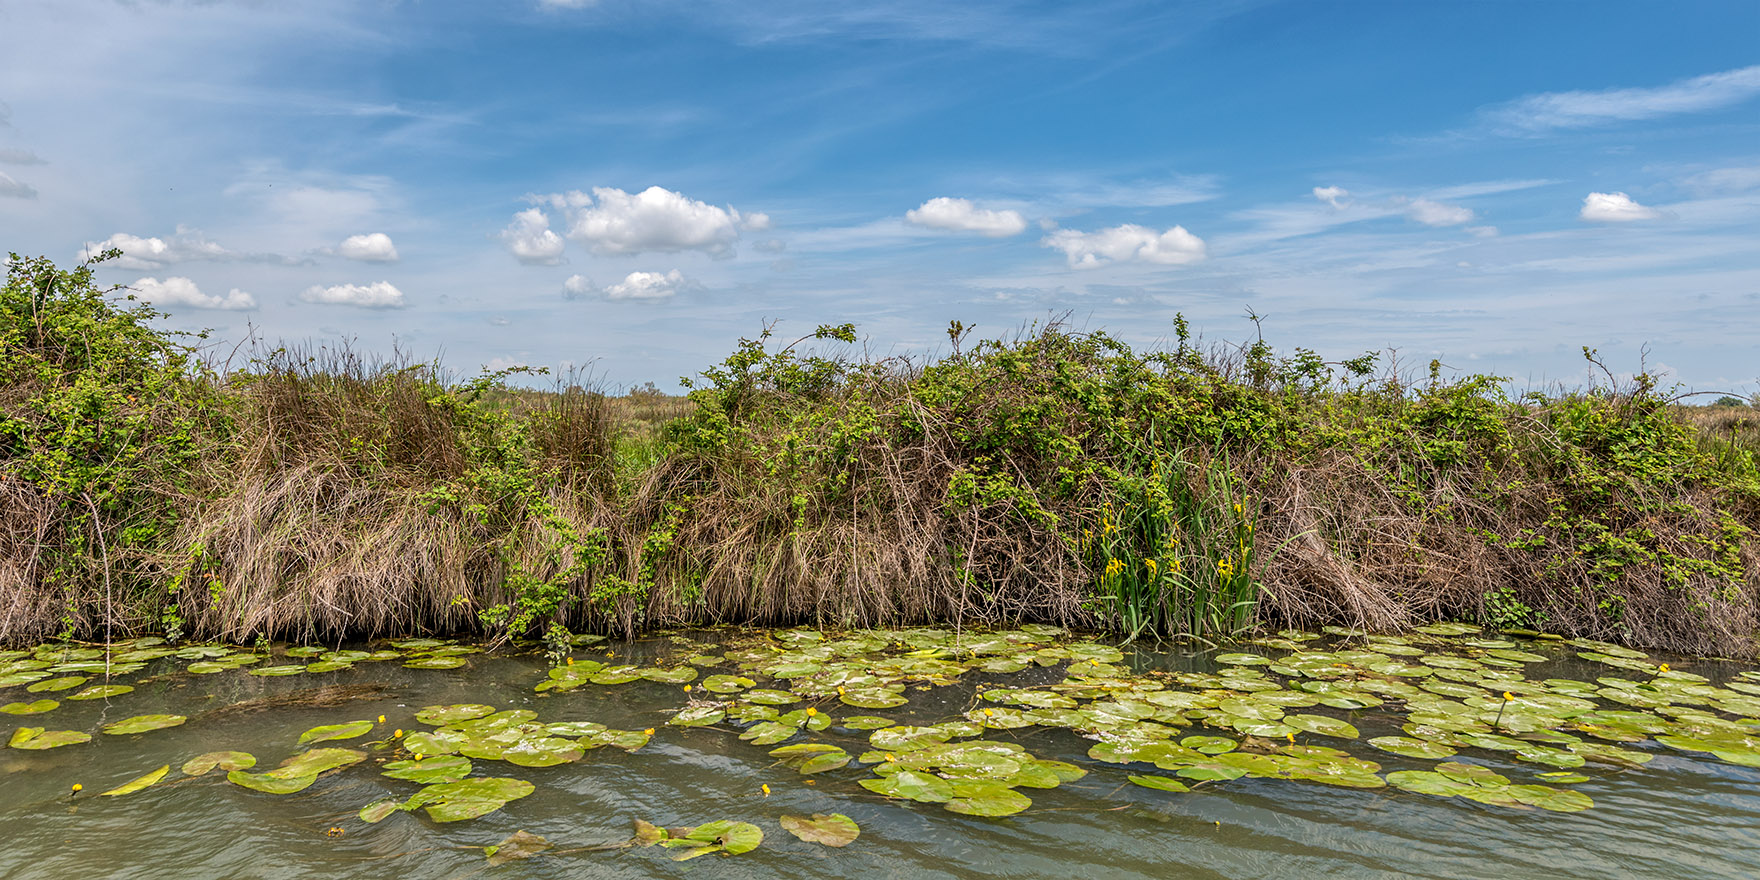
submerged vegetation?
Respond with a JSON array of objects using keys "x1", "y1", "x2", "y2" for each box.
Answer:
[{"x1": 2, "y1": 253, "x2": 1758, "y2": 656}]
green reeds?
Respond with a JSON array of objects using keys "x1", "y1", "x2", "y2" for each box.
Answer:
[{"x1": 1088, "y1": 450, "x2": 1266, "y2": 642}]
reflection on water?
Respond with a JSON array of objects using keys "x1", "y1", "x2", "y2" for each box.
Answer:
[{"x1": 2, "y1": 631, "x2": 1758, "y2": 880}]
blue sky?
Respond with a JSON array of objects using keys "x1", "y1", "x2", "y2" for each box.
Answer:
[{"x1": 1, "y1": 0, "x2": 1757, "y2": 394}]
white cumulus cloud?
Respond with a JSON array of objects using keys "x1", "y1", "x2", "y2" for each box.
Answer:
[
  {"x1": 1404, "y1": 198, "x2": 1475, "y2": 227},
  {"x1": 1580, "y1": 191, "x2": 1660, "y2": 222},
  {"x1": 298, "y1": 281, "x2": 407, "y2": 308},
  {"x1": 1312, "y1": 186, "x2": 1349, "y2": 207},
  {"x1": 500, "y1": 208, "x2": 567, "y2": 265},
  {"x1": 78, "y1": 227, "x2": 298, "y2": 269},
  {"x1": 338, "y1": 232, "x2": 399, "y2": 262},
  {"x1": 563, "y1": 270, "x2": 692, "y2": 301},
  {"x1": 538, "y1": 186, "x2": 755, "y2": 257},
  {"x1": 1041, "y1": 223, "x2": 1207, "y2": 268},
  {"x1": 904, "y1": 197, "x2": 1027, "y2": 237},
  {"x1": 129, "y1": 277, "x2": 257, "y2": 311},
  {"x1": 0, "y1": 170, "x2": 36, "y2": 199}
]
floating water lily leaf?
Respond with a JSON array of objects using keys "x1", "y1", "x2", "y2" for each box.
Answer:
[
  {"x1": 840, "y1": 715, "x2": 894, "y2": 730},
  {"x1": 182, "y1": 751, "x2": 255, "y2": 776},
  {"x1": 298, "y1": 720, "x2": 374, "y2": 744},
  {"x1": 305, "y1": 660, "x2": 355, "y2": 674},
  {"x1": 100, "y1": 765, "x2": 169, "y2": 797},
  {"x1": 415, "y1": 704, "x2": 495, "y2": 725},
  {"x1": 1508, "y1": 784, "x2": 1593, "y2": 812},
  {"x1": 486, "y1": 830, "x2": 553, "y2": 866},
  {"x1": 1216, "y1": 653, "x2": 1270, "y2": 666},
  {"x1": 382, "y1": 756, "x2": 472, "y2": 783},
  {"x1": 0, "y1": 700, "x2": 57, "y2": 715},
  {"x1": 738, "y1": 721, "x2": 797, "y2": 746},
  {"x1": 227, "y1": 770, "x2": 318, "y2": 794},
  {"x1": 249, "y1": 665, "x2": 306, "y2": 677},
  {"x1": 286, "y1": 647, "x2": 327, "y2": 658},
  {"x1": 1179, "y1": 735, "x2": 1238, "y2": 755},
  {"x1": 669, "y1": 706, "x2": 725, "y2": 727},
  {"x1": 840, "y1": 689, "x2": 909, "y2": 709},
  {"x1": 1515, "y1": 747, "x2": 1586, "y2": 769},
  {"x1": 588, "y1": 666, "x2": 642, "y2": 685},
  {"x1": 860, "y1": 769, "x2": 953, "y2": 802},
  {"x1": 66, "y1": 685, "x2": 133, "y2": 701},
  {"x1": 944, "y1": 781, "x2": 1031, "y2": 817},
  {"x1": 103, "y1": 714, "x2": 187, "y2": 735},
  {"x1": 502, "y1": 737, "x2": 585, "y2": 768},
  {"x1": 25, "y1": 676, "x2": 86, "y2": 693},
  {"x1": 1284, "y1": 714, "x2": 1359, "y2": 739},
  {"x1": 1415, "y1": 623, "x2": 1481, "y2": 636},
  {"x1": 1128, "y1": 774, "x2": 1191, "y2": 793},
  {"x1": 1367, "y1": 736, "x2": 1456, "y2": 759},
  {"x1": 7, "y1": 727, "x2": 90, "y2": 749},
  {"x1": 1385, "y1": 770, "x2": 1474, "y2": 797},
  {"x1": 359, "y1": 798, "x2": 401, "y2": 823},
  {"x1": 642, "y1": 666, "x2": 700, "y2": 684},
  {"x1": 403, "y1": 777, "x2": 535, "y2": 822},
  {"x1": 274, "y1": 747, "x2": 367, "y2": 778},
  {"x1": 1538, "y1": 771, "x2": 1592, "y2": 784},
  {"x1": 403, "y1": 657, "x2": 466, "y2": 670},
  {"x1": 701, "y1": 675, "x2": 755, "y2": 694},
  {"x1": 577, "y1": 728, "x2": 650, "y2": 751},
  {"x1": 744, "y1": 689, "x2": 801, "y2": 705},
  {"x1": 404, "y1": 730, "x2": 466, "y2": 757},
  {"x1": 662, "y1": 820, "x2": 764, "y2": 861},
  {"x1": 770, "y1": 743, "x2": 850, "y2": 774},
  {"x1": 780, "y1": 813, "x2": 860, "y2": 847},
  {"x1": 871, "y1": 725, "x2": 952, "y2": 752}
]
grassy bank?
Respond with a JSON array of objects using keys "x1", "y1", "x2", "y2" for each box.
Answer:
[{"x1": 4, "y1": 254, "x2": 1757, "y2": 656}]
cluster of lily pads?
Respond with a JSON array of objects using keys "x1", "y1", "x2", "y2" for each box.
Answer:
[{"x1": 5, "y1": 620, "x2": 1760, "y2": 865}]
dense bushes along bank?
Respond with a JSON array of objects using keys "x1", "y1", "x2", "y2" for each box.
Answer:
[{"x1": 3, "y1": 254, "x2": 1757, "y2": 656}]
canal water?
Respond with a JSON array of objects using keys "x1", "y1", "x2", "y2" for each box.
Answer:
[{"x1": 1, "y1": 626, "x2": 1756, "y2": 879}]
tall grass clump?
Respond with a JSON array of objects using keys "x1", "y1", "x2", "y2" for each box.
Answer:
[{"x1": 1, "y1": 252, "x2": 1756, "y2": 657}]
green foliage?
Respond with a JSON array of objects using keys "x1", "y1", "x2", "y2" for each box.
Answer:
[{"x1": 1085, "y1": 451, "x2": 1265, "y2": 641}]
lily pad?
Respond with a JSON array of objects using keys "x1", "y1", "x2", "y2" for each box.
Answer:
[
  {"x1": 486, "y1": 830, "x2": 553, "y2": 866},
  {"x1": 102, "y1": 714, "x2": 187, "y2": 735},
  {"x1": 1367, "y1": 736, "x2": 1456, "y2": 759},
  {"x1": 779, "y1": 813, "x2": 860, "y2": 847},
  {"x1": 297, "y1": 720, "x2": 375, "y2": 744},
  {"x1": 1128, "y1": 774, "x2": 1192, "y2": 793},
  {"x1": 7, "y1": 727, "x2": 90, "y2": 749},
  {"x1": 382, "y1": 755, "x2": 472, "y2": 783},
  {"x1": 403, "y1": 777, "x2": 536, "y2": 822},
  {"x1": 770, "y1": 743, "x2": 851, "y2": 774},
  {"x1": 415, "y1": 704, "x2": 496, "y2": 725},
  {"x1": 248, "y1": 665, "x2": 307, "y2": 677},
  {"x1": 182, "y1": 751, "x2": 256, "y2": 776},
  {"x1": 668, "y1": 705, "x2": 726, "y2": 727},
  {"x1": 66, "y1": 685, "x2": 133, "y2": 701},
  {"x1": 1284, "y1": 714, "x2": 1360, "y2": 739},
  {"x1": 227, "y1": 770, "x2": 319, "y2": 794},
  {"x1": 25, "y1": 676, "x2": 87, "y2": 693},
  {"x1": 403, "y1": 657, "x2": 467, "y2": 670},
  {"x1": 0, "y1": 700, "x2": 57, "y2": 715},
  {"x1": 100, "y1": 765, "x2": 170, "y2": 797},
  {"x1": 944, "y1": 780, "x2": 1031, "y2": 817},
  {"x1": 359, "y1": 799, "x2": 402, "y2": 823},
  {"x1": 860, "y1": 769, "x2": 953, "y2": 803},
  {"x1": 661, "y1": 820, "x2": 763, "y2": 861}
]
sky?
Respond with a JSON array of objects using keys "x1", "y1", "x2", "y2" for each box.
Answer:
[{"x1": 1, "y1": 0, "x2": 1757, "y2": 395}]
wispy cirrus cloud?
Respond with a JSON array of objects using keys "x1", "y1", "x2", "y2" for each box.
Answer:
[{"x1": 1482, "y1": 64, "x2": 1760, "y2": 134}]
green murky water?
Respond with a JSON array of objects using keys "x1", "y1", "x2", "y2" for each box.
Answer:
[{"x1": 2, "y1": 626, "x2": 1758, "y2": 879}]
